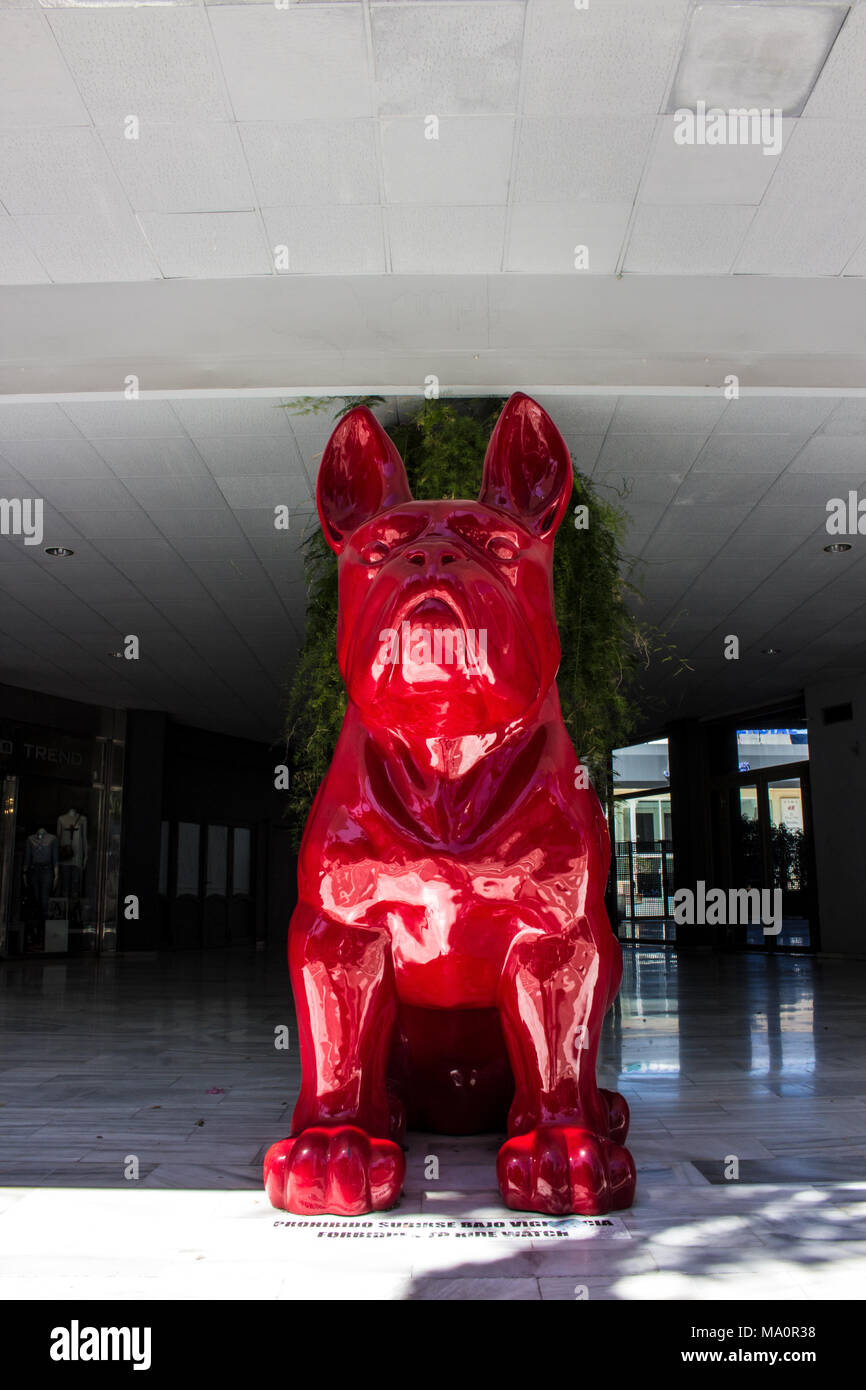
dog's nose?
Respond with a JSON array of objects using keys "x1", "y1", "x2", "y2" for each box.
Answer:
[{"x1": 407, "y1": 548, "x2": 458, "y2": 567}]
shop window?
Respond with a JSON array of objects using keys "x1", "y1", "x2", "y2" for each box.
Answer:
[
  {"x1": 206, "y1": 825, "x2": 228, "y2": 897},
  {"x1": 176, "y1": 822, "x2": 200, "y2": 897},
  {"x1": 736, "y1": 728, "x2": 808, "y2": 772},
  {"x1": 233, "y1": 828, "x2": 251, "y2": 896},
  {"x1": 158, "y1": 820, "x2": 169, "y2": 896}
]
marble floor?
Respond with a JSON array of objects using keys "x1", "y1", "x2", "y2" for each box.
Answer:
[{"x1": 1, "y1": 946, "x2": 865, "y2": 1300}]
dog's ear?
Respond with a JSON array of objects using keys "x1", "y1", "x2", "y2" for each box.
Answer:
[
  {"x1": 479, "y1": 393, "x2": 573, "y2": 539},
  {"x1": 316, "y1": 407, "x2": 412, "y2": 553}
]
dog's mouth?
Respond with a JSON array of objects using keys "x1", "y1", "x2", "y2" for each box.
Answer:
[{"x1": 406, "y1": 596, "x2": 462, "y2": 623}]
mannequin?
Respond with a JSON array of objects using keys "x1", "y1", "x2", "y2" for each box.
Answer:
[
  {"x1": 24, "y1": 827, "x2": 59, "y2": 921},
  {"x1": 57, "y1": 808, "x2": 88, "y2": 900}
]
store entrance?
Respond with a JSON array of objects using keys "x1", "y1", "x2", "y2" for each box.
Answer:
[
  {"x1": 714, "y1": 763, "x2": 817, "y2": 950},
  {"x1": 0, "y1": 773, "x2": 99, "y2": 956}
]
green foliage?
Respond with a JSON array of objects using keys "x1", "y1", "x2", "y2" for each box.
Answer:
[{"x1": 280, "y1": 396, "x2": 674, "y2": 847}]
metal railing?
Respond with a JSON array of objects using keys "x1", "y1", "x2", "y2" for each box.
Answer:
[{"x1": 613, "y1": 839, "x2": 675, "y2": 921}]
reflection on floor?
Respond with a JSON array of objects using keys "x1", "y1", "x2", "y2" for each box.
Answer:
[{"x1": 1, "y1": 947, "x2": 865, "y2": 1300}]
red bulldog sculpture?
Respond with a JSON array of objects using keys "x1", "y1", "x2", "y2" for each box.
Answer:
[{"x1": 264, "y1": 393, "x2": 636, "y2": 1217}]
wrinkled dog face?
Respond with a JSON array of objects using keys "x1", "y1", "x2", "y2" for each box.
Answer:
[{"x1": 317, "y1": 396, "x2": 574, "y2": 737}]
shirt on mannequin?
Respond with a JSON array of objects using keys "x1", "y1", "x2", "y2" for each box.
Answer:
[
  {"x1": 57, "y1": 810, "x2": 87, "y2": 869},
  {"x1": 24, "y1": 831, "x2": 59, "y2": 870}
]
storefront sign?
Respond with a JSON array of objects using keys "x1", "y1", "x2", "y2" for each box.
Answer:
[{"x1": 0, "y1": 724, "x2": 95, "y2": 782}]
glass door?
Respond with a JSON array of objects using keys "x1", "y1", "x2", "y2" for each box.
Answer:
[
  {"x1": 0, "y1": 776, "x2": 18, "y2": 956},
  {"x1": 718, "y1": 763, "x2": 816, "y2": 950},
  {"x1": 767, "y1": 773, "x2": 812, "y2": 948}
]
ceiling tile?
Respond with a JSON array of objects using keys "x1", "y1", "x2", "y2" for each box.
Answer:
[
  {"x1": 733, "y1": 120, "x2": 866, "y2": 276},
  {"x1": 33, "y1": 477, "x2": 139, "y2": 511},
  {"x1": 821, "y1": 399, "x2": 866, "y2": 435},
  {"x1": 14, "y1": 206, "x2": 159, "y2": 282},
  {"x1": 62, "y1": 401, "x2": 185, "y2": 439},
  {"x1": 674, "y1": 473, "x2": 770, "y2": 506},
  {"x1": 239, "y1": 120, "x2": 379, "y2": 207},
  {"x1": 150, "y1": 535, "x2": 254, "y2": 562},
  {"x1": 191, "y1": 434, "x2": 306, "y2": 479},
  {"x1": 92, "y1": 437, "x2": 209, "y2": 478},
  {"x1": 120, "y1": 561, "x2": 205, "y2": 600},
  {"x1": 47, "y1": 8, "x2": 229, "y2": 124},
  {"x1": 235, "y1": 506, "x2": 310, "y2": 539},
  {"x1": 609, "y1": 396, "x2": 726, "y2": 434},
  {"x1": 563, "y1": 435, "x2": 606, "y2": 474},
  {"x1": 50, "y1": 563, "x2": 146, "y2": 602},
  {"x1": 140, "y1": 212, "x2": 272, "y2": 279},
  {"x1": 691, "y1": 434, "x2": 807, "y2": 475},
  {"x1": 734, "y1": 196, "x2": 866, "y2": 276},
  {"x1": 532, "y1": 395, "x2": 617, "y2": 436},
  {"x1": 120, "y1": 475, "x2": 227, "y2": 510},
  {"x1": 732, "y1": 506, "x2": 823, "y2": 538},
  {"x1": 215, "y1": 475, "x2": 312, "y2": 511},
  {"x1": 716, "y1": 531, "x2": 802, "y2": 558},
  {"x1": 787, "y1": 435, "x2": 866, "y2": 473},
  {"x1": 842, "y1": 235, "x2": 866, "y2": 276},
  {"x1": 0, "y1": 404, "x2": 81, "y2": 441},
  {"x1": 387, "y1": 205, "x2": 506, "y2": 273},
  {"x1": 0, "y1": 11, "x2": 90, "y2": 128},
  {"x1": 639, "y1": 116, "x2": 794, "y2": 206},
  {"x1": 58, "y1": 510, "x2": 161, "y2": 541},
  {"x1": 372, "y1": 1, "x2": 523, "y2": 116},
  {"x1": 99, "y1": 122, "x2": 255, "y2": 214},
  {"x1": 595, "y1": 432, "x2": 707, "y2": 473},
  {"x1": 209, "y1": 4, "x2": 372, "y2": 121},
  {"x1": 94, "y1": 538, "x2": 179, "y2": 565},
  {"x1": 171, "y1": 398, "x2": 295, "y2": 437},
  {"x1": 624, "y1": 204, "x2": 755, "y2": 274},
  {"x1": 0, "y1": 128, "x2": 126, "y2": 216},
  {"x1": 514, "y1": 116, "x2": 655, "y2": 203},
  {"x1": 594, "y1": 472, "x2": 681, "y2": 506},
  {"x1": 0, "y1": 214, "x2": 48, "y2": 284},
  {"x1": 506, "y1": 202, "x2": 631, "y2": 274},
  {"x1": 263, "y1": 206, "x2": 385, "y2": 274},
  {"x1": 521, "y1": 0, "x2": 688, "y2": 116},
  {"x1": 764, "y1": 472, "x2": 864, "y2": 508},
  {"x1": 714, "y1": 396, "x2": 835, "y2": 434},
  {"x1": 149, "y1": 508, "x2": 244, "y2": 539},
  {"x1": 804, "y1": 3, "x2": 866, "y2": 121},
  {"x1": 381, "y1": 116, "x2": 513, "y2": 204}
]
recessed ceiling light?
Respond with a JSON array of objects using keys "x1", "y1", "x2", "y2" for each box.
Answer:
[
  {"x1": 762, "y1": 648, "x2": 781, "y2": 655},
  {"x1": 669, "y1": 2, "x2": 850, "y2": 118},
  {"x1": 824, "y1": 542, "x2": 852, "y2": 553},
  {"x1": 44, "y1": 546, "x2": 74, "y2": 557}
]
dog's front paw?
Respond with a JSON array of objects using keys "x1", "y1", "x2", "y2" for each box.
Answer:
[
  {"x1": 264, "y1": 1125, "x2": 405, "y2": 1216},
  {"x1": 497, "y1": 1125, "x2": 635, "y2": 1216}
]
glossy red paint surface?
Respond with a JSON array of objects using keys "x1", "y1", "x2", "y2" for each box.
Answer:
[{"x1": 264, "y1": 393, "x2": 636, "y2": 1217}]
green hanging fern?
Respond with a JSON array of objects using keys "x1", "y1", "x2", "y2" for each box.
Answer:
[{"x1": 280, "y1": 396, "x2": 679, "y2": 848}]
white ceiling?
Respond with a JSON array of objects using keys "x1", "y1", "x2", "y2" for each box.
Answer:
[
  {"x1": 2, "y1": 0, "x2": 866, "y2": 741},
  {"x1": 1, "y1": 389, "x2": 865, "y2": 739},
  {"x1": 0, "y1": 0, "x2": 865, "y2": 285}
]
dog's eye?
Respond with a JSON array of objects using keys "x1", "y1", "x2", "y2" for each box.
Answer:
[
  {"x1": 487, "y1": 535, "x2": 519, "y2": 562},
  {"x1": 360, "y1": 541, "x2": 389, "y2": 566}
]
